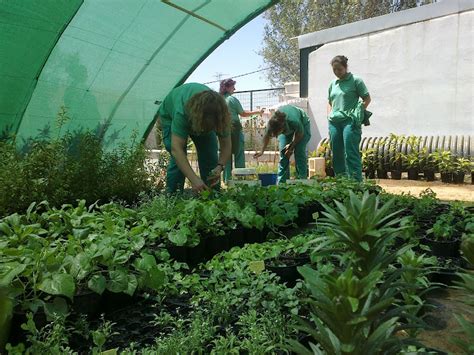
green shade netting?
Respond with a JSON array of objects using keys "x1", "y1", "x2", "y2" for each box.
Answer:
[{"x1": 0, "y1": 0, "x2": 276, "y2": 147}]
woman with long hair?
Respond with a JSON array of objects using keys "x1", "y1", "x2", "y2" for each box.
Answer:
[
  {"x1": 254, "y1": 104, "x2": 311, "y2": 183},
  {"x1": 327, "y1": 55, "x2": 371, "y2": 181},
  {"x1": 157, "y1": 83, "x2": 231, "y2": 193},
  {"x1": 219, "y1": 78, "x2": 264, "y2": 182}
]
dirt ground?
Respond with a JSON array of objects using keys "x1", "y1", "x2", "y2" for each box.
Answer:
[
  {"x1": 375, "y1": 179, "x2": 474, "y2": 203},
  {"x1": 417, "y1": 288, "x2": 474, "y2": 354}
]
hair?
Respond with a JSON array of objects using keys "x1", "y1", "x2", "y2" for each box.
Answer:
[
  {"x1": 186, "y1": 90, "x2": 230, "y2": 135},
  {"x1": 330, "y1": 55, "x2": 348, "y2": 68},
  {"x1": 219, "y1": 78, "x2": 236, "y2": 95},
  {"x1": 267, "y1": 111, "x2": 286, "y2": 136}
]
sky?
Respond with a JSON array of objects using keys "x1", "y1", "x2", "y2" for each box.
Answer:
[{"x1": 185, "y1": 14, "x2": 272, "y2": 92}]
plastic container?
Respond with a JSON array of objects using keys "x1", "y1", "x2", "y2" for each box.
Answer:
[
  {"x1": 227, "y1": 180, "x2": 261, "y2": 187},
  {"x1": 308, "y1": 157, "x2": 326, "y2": 178},
  {"x1": 285, "y1": 179, "x2": 317, "y2": 185},
  {"x1": 232, "y1": 168, "x2": 257, "y2": 180},
  {"x1": 258, "y1": 173, "x2": 277, "y2": 186}
]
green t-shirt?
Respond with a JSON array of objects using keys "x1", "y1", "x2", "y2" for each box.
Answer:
[
  {"x1": 328, "y1": 73, "x2": 369, "y2": 121},
  {"x1": 224, "y1": 93, "x2": 244, "y2": 127},
  {"x1": 277, "y1": 104, "x2": 310, "y2": 136},
  {"x1": 159, "y1": 82, "x2": 226, "y2": 139}
]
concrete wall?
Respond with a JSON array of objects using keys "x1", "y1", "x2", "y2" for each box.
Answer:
[{"x1": 307, "y1": 10, "x2": 473, "y2": 150}]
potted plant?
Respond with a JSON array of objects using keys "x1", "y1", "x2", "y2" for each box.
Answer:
[
  {"x1": 453, "y1": 157, "x2": 470, "y2": 184},
  {"x1": 432, "y1": 150, "x2": 454, "y2": 183},
  {"x1": 361, "y1": 148, "x2": 377, "y2": 179},
  {"x1": 388, "y1": 134, "x2": 406, "y2": 180},
  {"x1": 404, "y1": 151, "x2": 421, "y2": 180},
  {"x1": 420, "y1": 150, "x2": 436, "y2": 181},
  {"x1": 316, "y1": 142, "x2": 334, "y2": 177},
  {"x1": 423, "y1": 213, "x2": 461, "y2": 258},
  {"x1": 265, "y1": 251, "x2": 310, "y2": 287}
]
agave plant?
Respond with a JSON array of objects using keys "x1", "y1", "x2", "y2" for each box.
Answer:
[
  {"x1": 313, "y1": 191, "x2": 413, "y2": 277},
  {"x1": 288, "y1": 267, "x2": 420, "y2": 355}
]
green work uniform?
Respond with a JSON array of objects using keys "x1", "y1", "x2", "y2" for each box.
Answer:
[
  {"x1": 158, "y1": 83, "x2": 224, "y2": 193},
  {"x1": 274, "y1": 105, "x2": 311, "y2": 183},
  {"x1": 328, "y1": 73, "x2": 369, "y2": 182},
  {"x1": 223, "y1": 93, "x2": 246, "y2": 182}
]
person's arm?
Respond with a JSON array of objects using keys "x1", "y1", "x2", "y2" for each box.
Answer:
[
  {"x1": 327, "y1": 102, "x2": 332, "y2": 116},
  {"x1": 254, "y1": 133, "x2": 271, "y2": 158},
  {"x1": 207, "y1": 135, "x2": 232, "y2": 187},
  {"x1": 240, "y1": 108, "x2": 264, "y2": 117},
  {"x1": 171, "y1": 134, "x2": 208, "y2": 192},
  {"x1": 362, "y1": 95, "x2": 371, "y2": 109}
]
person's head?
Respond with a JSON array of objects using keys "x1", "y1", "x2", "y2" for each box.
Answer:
[
  {"x1": 330, "y1": 55, "x2": 349, "y2": 79},
  {"x1": 219, "y1": 78, "x2": 236, "y2": 95},
  {"x1": 186, "y1": 90, "x2": 230, "y2": 135},
  {"x1": 267, "y1": 110, "x2": 287, "y2": 137}
]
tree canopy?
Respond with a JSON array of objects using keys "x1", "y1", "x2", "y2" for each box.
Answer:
[{"x1": 261, "y1": 0, "x2": 439, "y2": 86}]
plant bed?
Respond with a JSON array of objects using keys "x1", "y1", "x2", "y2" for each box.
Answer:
[
  {"x1": 407, "y1": 168, "x2": 420, "y2": 180},
  {"x1": 8, "y1": 310, "x2": 48, "y2": 346},
  {"x1": 265, "y1": 252, "x2": 310, "y2": 287},
  {"x1": 390, "y1": 170, "x2": 402, "y2": 180},
  {"x1": 101, "y1": 290, "x2": 142, "y2": 314},
  {"x1": 421, "y1": 237, "x2": 460, "y2": 258}
]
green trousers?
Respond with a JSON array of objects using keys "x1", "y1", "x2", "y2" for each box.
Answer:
[
  {"x1": 277, "y1": 124, "x2": 311, "y2": 183},
  {"x1": 328, "y1": 120, "x2": 362, "y2": 181},
  {"x1": 224, "y1": 126, "x2": 245, "y2": 182},
  {"x1": 162, "y1": 125, "x2": 219, "y2": 193}
]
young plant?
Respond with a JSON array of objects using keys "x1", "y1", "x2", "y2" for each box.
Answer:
[{"x1": 426, "y1": 213, "x2": 456, "y2": 241}]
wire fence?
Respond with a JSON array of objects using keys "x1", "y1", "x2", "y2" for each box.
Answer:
[{"x1": 233, "y1": 87, "x2": 285, "y2": 111}]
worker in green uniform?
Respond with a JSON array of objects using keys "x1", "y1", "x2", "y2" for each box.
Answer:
[
  {"x1": 157, "y1": 83, "x2": 231, "y2": 193},
  {"x1": 327, "y1": 55, "x2": 371, "y2": 182},
  {"x1": 219, "y1": 78, "x2": 264, "y2": 182},
  {"x1": 254, "y1": 104, "x2": 311, "y2": 183}
]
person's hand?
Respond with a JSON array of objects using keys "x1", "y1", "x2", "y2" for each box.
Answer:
[
  {"x1": 254, "y1": 151, "x2": 264, "y2": 159},
  {"x1": 283, "y1": 144, "x2": 294, "y2": 159},
  {"x1": 207, "y1": 165, "x2": 223, "y2": 187},
  {"x1": 191, "y1": 178, "x2": 209, "y2": 193}
]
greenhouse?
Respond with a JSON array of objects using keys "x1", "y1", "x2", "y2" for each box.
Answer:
[{"x1": 1, "y1": 1, "x2": 473, "y2": 354}]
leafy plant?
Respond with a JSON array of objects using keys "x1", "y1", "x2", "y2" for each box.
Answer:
[
  {"x1": 427, "y1": 213, "x2": 456, "y2": 240},
  {"x1": 454, "y1": 157, "x2": 471, "y2": 174},
  {"x1": 362, "y1": 148, "x2": 378, "y2": 173},
  {"x1": 431, "y1": 150, "x2": 455, "y2": 174}
]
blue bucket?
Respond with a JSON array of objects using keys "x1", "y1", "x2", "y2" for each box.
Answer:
[{"x1": 258, "y1": 173, "x2": 278, "y2": 186}]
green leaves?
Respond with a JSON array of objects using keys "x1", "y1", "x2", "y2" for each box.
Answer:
[
  {"x1": 88, "y1": 275, "x2": 106, "y2": 295},
  {"x1": 39, "y1": 274, "x2": 75, "y2": 299},
  {"x1": 106, "y1": 270, "x2": 128, "y2": 293}
]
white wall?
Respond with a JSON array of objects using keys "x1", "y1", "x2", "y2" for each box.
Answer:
[{"x1": 307, "y1": 11, "x2": 474, "y2": 150}]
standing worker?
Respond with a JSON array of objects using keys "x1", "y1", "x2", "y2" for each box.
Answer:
[
  {"x1": 254, "y1": 104, "x2": 311, "y2": 183},
  {"x1": 219, "y1": 78, "x2": 264, "y2": 182},
  {"x1": 157, "y1": 83, "x2": 231, "y2": 193},
  {"x1": 327, "y1": 55, "x2": 371, "y2": 181}
]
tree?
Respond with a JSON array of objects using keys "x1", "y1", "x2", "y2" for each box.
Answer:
[{"x1": 261, "y1": 0, "x2": 439, "y2": 86}]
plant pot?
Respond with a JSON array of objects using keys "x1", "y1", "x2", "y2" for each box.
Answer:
[
  {"x1": 9, "y1": 310, "x2": 48, "y2": 345},
  {"x1": 422, "y1": 237, "x2": 460, "y2": 258},
  {"x1": 243, "y1": 227, "x2": 267, "y2": 244},
  {"x1": 407, "y1": 168, "x2": 419, "y2": 180},
  {"x1": 365, "y1": 170, "x2": 376, "y2": 179},
  {"x1": 325, "y1": 167, "x2": 334, "y2": 177},
  {"x1": 167, "y1": 245, "x2": 188, "y2": 263},
  {"x1": 452, "y1": 172, "x2": 465, "y2": 184},
  {"x1": 376, "y1": 169, "x2": 388, "y2": 179},
  {"x1": 206, "y1": 234, "x2": 230, "y2": 259},
  {"x1": 227, "y1": 228, "x2": 245, "y2": 248},
  {"x1": 390, "y1": 170, "x2": 402, "y2": 180},
  {"x1": 440, "y1": 172, "x2": 453, "y2": 183},
  {"x1": 187, "y1": 238, "x2": 208, "y2": 266},
  {"x1": 101, "y1": 290, "x2": 137, "y2": 314},
  {"x1": 72, "y1": 291, "x2": 102, "y2": 318},
  {"x1": 424, "y1": 169, "x2": 435, "y2": 181},
  {"x1": 265, "y1": 254, "x2": 310, "y2": 287}
]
